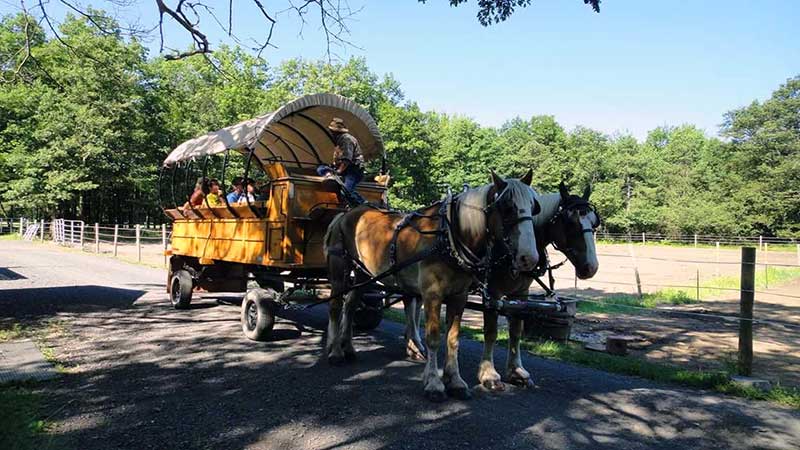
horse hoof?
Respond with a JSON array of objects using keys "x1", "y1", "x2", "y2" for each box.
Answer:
[
  {"x1": 507, "y1": 376, "x2": 535, "y2": 389},
  {"x1": 481, "y1": 379, "x2": 506, "y2": 392},
  {"x1": 446, "y1": 387, "x2": 473, "y2": 400},
  {"x1": 328, "y1": 354, "x2": 346, "y2": 366},
  {"x1": 406, "y1": 348, "x2": 427, "y2": 361},
  {"x1": 424, "y1": 389, "x2": 448, "y2": 403}
]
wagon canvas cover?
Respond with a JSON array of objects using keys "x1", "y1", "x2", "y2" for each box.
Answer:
[{"x1": 163, "y1": 93, "x2": 385, "y2": 167}]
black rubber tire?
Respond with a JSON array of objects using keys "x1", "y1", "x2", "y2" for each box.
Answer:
[
  {"x1": 170, "y1": 270, "x2": 193, "y2": 310},
  {"x1": 241, "y1": 288, "x2": 276, "y2": 341},
  {"x1": 353, "y1": 303, "x2": 383, "y2": 331}
]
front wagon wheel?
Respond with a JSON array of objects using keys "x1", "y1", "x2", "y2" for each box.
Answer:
[
  {"x1": 241, "y1": 288, "x2": 277, "y2": 341},
  {"x1": 170, "y1": 269, "x2": 193, "y2": 310}
]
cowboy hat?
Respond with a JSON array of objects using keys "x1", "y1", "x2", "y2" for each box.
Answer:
[{"x1": 328, "y1": 117, "x2": 349, "y2": 133}]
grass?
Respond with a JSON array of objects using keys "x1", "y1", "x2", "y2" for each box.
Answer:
[
  {"x1": 0, "y1": 321, "x2": 62, "y2": 450},
  {"x1": 383, "y1": 306, "x2": 800, "y2": 409},
  {"x1": 0, "y1": 323, "x2": 26, "y2": 342},
  {"x1": 576, "y1": 289, "x2": 699, "y2": 314},
  {"x1": 700, "y1": 266, "x2": 800, "y2": 298},
  {"x1": 0, "y1": 233, "x2": 21, "y2": 241},
  {"x1": 0, "y1": 386, "x2": 51, "y2": 450}
]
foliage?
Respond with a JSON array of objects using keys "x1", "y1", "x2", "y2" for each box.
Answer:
[
  {"x1": 0, "y1": 10, "x2": 797, "y2": 238},
  {"x1": 422, "y1": 0, "x2": 601, "y2": 25}
]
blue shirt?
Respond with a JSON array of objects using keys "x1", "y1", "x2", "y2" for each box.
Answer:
[{"x1": 226, "y1": 191, "x2": 241, "y2": 204}]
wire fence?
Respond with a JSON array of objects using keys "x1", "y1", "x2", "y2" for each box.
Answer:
[{"x1": 598, "y1": 230, "x2": 800, "y2": 248}]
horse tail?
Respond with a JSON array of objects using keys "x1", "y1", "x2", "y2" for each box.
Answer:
[{"x1": 323, "y1": 212, "x2": 347, "y2": 259}]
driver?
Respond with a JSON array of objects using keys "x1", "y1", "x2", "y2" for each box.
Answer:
[{"x1": 316, "y1": 117, "x2": 365, "y2": 204}]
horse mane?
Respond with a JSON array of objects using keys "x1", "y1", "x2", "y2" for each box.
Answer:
[
  {"x1": 457, "y1": 179, "x2": 536, "y2": 242},
  {"x1": 533, "y1": 192, "x2": 561, "y2": 228}
]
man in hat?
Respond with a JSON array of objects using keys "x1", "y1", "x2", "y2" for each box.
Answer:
[{"x1": 317, "y1": 117, "x2": 365, "y2": 204}]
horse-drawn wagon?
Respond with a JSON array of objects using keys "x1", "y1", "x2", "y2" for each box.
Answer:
[{"x1": 158, "y1": 93, "x2": 592, "y2": 355}]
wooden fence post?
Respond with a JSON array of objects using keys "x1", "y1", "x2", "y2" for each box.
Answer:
[
  {"x1": 797, "y1": 243, "x2": 800, "y2": 266},
  {"x1": 738, "y1": 247, "x2": 756, "y2": 376},
  {"x1": 627, "y1": 242, "x2": 643, "y2": 299},
  {"x1": 696, "y1": 265, "x2": 700, "y2": 301},
  {"x1": 162, "y1": 223, "x2": 167, "y2": 267},
  {"x1": 94, "y1": 223, "x2": 100, "y2": 253},
  {"x1": 758, "y1": 235, "x2": 763, "y2": 250},
  {"x1": 763, "y1": 242, "x2": 768, "y2": 289},
  {"x1": 693, "y1": 233, "x2": 698, "y2": 247},
  {"x1": 79, "y1": 222, "x2": 85, "y2": 249},
  {"x1": 136, "y1": 225, "x2": 141, "y2": 262},
  {"x1": 40, "y1": 219, "x2": 45, "y2": 241},
  {"x1": 19, "y1": 218, "x2": 24, "y2": 237},
  {"x1": 642, "y1": 232, "x2": 645, "y2": 244},
  {"x1": 113, "y1": 224, "x2": 119, "y2": 257}
]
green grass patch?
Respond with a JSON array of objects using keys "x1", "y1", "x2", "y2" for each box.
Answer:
[
  {"x1": 576, "y1": 289, "x2": 699, "y2": 314},
  {"x1": 0, "y1": 323, "x2": 26, "y2": 342},
  {"x1": 701, "y1": 266, "x2": 800, "y2": 298},
  {"x1": 0, "y1": 386, "x2": 50, "y2": 450},
  {"x1": 0, "y1": 233, "x2": 21, "y2": 241}
]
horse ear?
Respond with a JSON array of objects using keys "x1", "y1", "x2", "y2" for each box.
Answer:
[
  {"x1": 490, "y1": 170, "x2": 506, "y2": 190},
  {"x1": 583, "y1": 184, "x2": 592, "y2": 200},
  {"x1": 520, "y1": 168, "x2": 533, "y2": 185},
  {"x1": 559, "y1": 181, "x2": 569, "y2": 200}
]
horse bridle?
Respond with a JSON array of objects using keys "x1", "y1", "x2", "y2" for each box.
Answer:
[
  {"x1": 549, "y1": 198, "x2": 601, "y2": 257},
  {"x1": 445, "y1": 183, "x2": 539, "y2": 274}
]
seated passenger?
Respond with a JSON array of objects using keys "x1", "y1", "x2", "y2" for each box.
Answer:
[
  {"x1": 206, "y1": 179, "x2": 222, "y2": 206},
  {"x1": 226, "y1": 177, "x2": 243, "y2": 204},
  {"x1": 183, "y1": 178, "x2": 207, "y2": 209},
  {"x1": 237, "y1": 178, "x2": 257, "y2": 204},
  {"x1": 316, "y1": 117, "x2": 365, "y2": 205}
]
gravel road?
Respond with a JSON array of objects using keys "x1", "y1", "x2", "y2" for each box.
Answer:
[{"x1": 1, "y1": 241, "x2": 799, "y2": 450}]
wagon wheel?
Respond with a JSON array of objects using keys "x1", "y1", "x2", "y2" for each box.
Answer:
[
  {"x1": 170, "y1": 269, "x2": 193, "y2": 310},
  {"x1": 353, "y1": 302, "x2": 383, "y2": 331},
  {"x1": 241, "y1": 288, "x2": 277, "y2": 341}
]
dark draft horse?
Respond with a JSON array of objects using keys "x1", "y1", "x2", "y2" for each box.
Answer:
[
  {"x1": 324, "y1": 170, "x2": 540, "y2": 401},
  {"x1": 478, "y1": 182, "x2": 601, "y2": 390}
]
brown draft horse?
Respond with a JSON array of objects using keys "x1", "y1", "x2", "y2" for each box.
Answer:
[
  {"x1": 324, "y1": 170, "x2": 540, "y2": 402},
  {"x1": 478, "y1": 183, "x2": 601, "y2": 390}
]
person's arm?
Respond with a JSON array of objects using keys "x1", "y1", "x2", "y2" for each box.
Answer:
[{"x1": 334, "y1": 139, "x2": 354, "y2": 174}]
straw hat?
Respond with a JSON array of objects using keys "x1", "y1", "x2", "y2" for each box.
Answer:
[{"x1": 328, "y1": 117, "x2": 349, "y2": 133}]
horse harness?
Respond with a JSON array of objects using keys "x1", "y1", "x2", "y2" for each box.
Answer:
[{"x1": 330, "y1": 184, "x2": 531, "y2": 300}]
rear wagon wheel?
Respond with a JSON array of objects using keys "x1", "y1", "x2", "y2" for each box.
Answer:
[
  {"x1": 170, "y1": 269, "x2": 193, "y2": 310},
  {"x1": 241, "y1": 288, "x2": 277, "y2": 341}
]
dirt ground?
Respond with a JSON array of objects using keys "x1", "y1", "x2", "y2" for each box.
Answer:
[{"x1": 54, "y1": 239, "x2": 800, "y2": 386}]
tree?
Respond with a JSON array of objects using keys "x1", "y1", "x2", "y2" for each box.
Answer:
[
  {"x1": 721, "y1": 76, "x2": 800, "y2": 236},
  {"x1": 420, "y1": 0, "x2": 600, "y2": 25}
]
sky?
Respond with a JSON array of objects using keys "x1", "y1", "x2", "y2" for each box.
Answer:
[{"x1": 9, "y1": 0, "x2": 800, "y2": 139}]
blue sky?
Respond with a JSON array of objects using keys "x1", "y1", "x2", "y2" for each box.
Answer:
[{"x1": 12, "y1": 0, "x2": 800, "y2": 139}]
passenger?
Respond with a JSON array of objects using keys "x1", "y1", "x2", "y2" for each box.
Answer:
[
  {"x1": 206, "y1": 179, "x2": 222, "y2": 206},
  {"x1": 226, "y1": 177, "x2": 243, "y2": 204},
  {"x1": 183, "y1": 177, "x2": 207, "y2": 209},
  {"x1": 237, "y1": 178, "x2": 257, "y2": 204},
  {"x1": 316, "y1": 117, "x2": 365, "y2": 204}
]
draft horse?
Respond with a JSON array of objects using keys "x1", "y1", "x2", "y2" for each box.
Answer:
[
  {"x1": 478, "y1": 182, "x2": 601, "y2": 390},
  {"x1": 324, "y1": 170, "x2": 540, "y2": 402}
]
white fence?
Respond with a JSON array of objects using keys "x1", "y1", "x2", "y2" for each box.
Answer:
[
  {"x1": 1, "y1": 217, "x2": 171, "y2": 266},
  {"x1": 599, "y1": 231, "x2": 799, "y2": 248}
]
